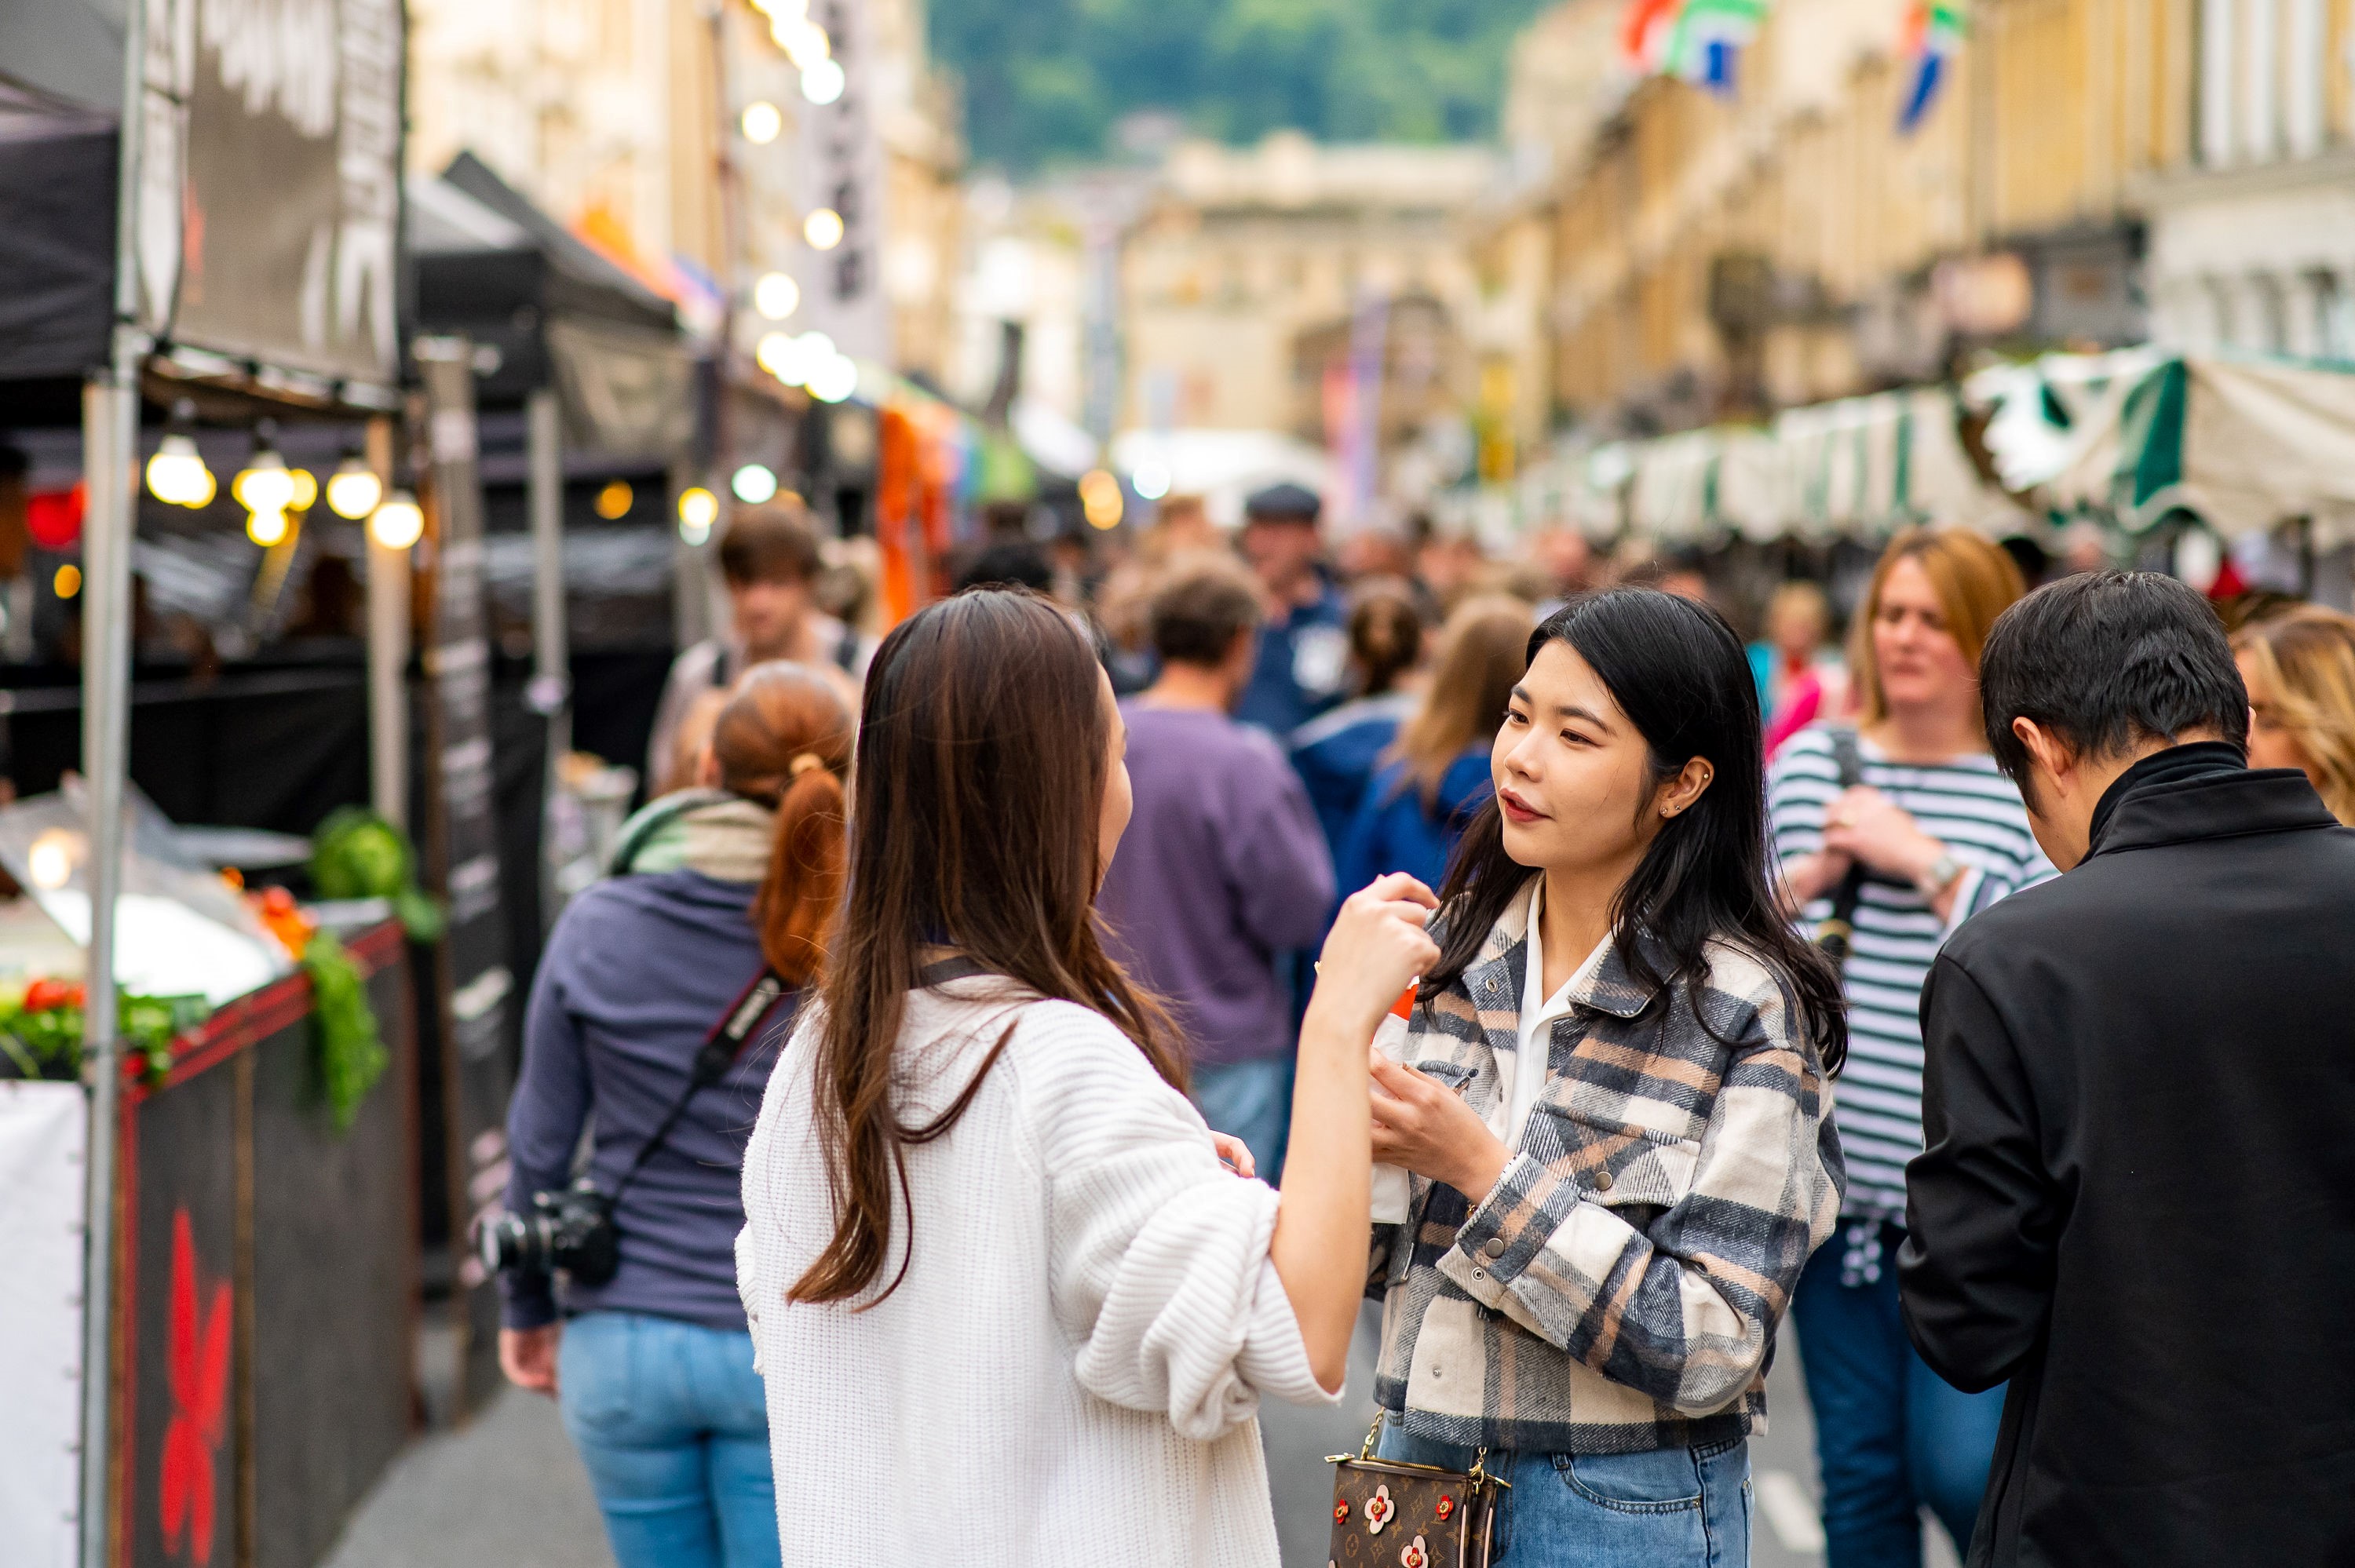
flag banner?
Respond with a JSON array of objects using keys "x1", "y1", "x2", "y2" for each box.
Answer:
[
  {"x1": 1620, "y1": 0, "x2": 1770, "y2": 94},
  {"x1": 1898, "y1": 0, "x2": 1967, "y2": 133}
]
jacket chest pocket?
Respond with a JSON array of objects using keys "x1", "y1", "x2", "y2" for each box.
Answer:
[{"x1": 1522, "y1": 1101, "x2": 1703, "y2": 1212}]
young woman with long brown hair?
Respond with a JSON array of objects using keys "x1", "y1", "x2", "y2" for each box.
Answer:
[
  {"x1": 498, "y1": 662, "x2": 851, "y2": 1568},
  {"x1": 736, "y1": 589, "x2": 1436, "y2": 1565}
]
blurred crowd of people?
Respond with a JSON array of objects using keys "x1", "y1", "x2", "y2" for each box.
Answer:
[{"x1": 504, "y1": 483, "x2": 2355, "y2": 1568}]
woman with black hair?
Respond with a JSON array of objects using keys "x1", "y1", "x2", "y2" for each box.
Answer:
[{"x1": 1359, "y1": 588, "x2": 1847, "y2": 1566}]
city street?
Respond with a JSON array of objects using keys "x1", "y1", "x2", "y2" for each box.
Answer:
[{"x1": 323, "y1": 1306, "x2": 1959, "y2": 1568}]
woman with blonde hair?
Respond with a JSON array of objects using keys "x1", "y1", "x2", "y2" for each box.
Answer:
[
  {"x1": 1767, "y1": 528, "x2": 2052, "y2": 1568},
  {"x1": 1337, "y1": 593, "x2": 1535, "y2": 892},
  {"x1": 498, "y1": 662, "x2": 853, "y2": 1568},
  {"x1": 2234, "y1": 606, "x2": 2355, "y2": 823}
]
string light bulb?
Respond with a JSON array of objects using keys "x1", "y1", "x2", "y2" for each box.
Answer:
[
  {"x1": 369, "y1": 490, "x2": 424, "y2": 550},
  {"x1": 325, "y1": 457, "x2": 382, "y2": 520},
  {"x1": 801, "y1": 59, "x2": 845, "y2": 105},
  {"x1": 804, "y1": 208, "x2": 844, "y2": 250},
  {"x1": 145, "y1": 434, "x2": 212, "y2": 507},
  {"x1": 740, "y1": 100, "x2": 783, "y2": 144},
  {"x1": 677, "y1": 486, "x2": 718, "y2": 545},
  {"x1": 232, "y1": 448, "x2": 298, "y2": 516},
  {"x1": 246, "y1": 508, "x2": 290, "y2": 547},
  {"x1": 754, "y1": 272, "x2": 800, "y2": 320}
]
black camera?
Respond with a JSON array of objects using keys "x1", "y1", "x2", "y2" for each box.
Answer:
[{"x1": 476, "y1": 1179, "x2": 621, "y2": 1285}]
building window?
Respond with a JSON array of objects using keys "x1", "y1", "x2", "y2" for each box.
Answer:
[
  {"x1": 2205, "y1": 275, "x2": 2239, "y2": 348},
  {"x1": 2311, "y1": 271, "x2": 2351, "y2": 359},
  {"x1": 2250, "y1": 272, "x2": 2288, "y2": 354}
]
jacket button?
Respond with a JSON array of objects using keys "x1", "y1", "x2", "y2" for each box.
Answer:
[
  {"x1": 1592, "y1": 1170, "x2": 1614, "y2": 1192},
  {"x1": 1480, "y1": 1237, "x2": 1506, "y2": 1260}
]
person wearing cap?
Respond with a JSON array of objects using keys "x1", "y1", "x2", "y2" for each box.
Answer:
[{"x1": 1234, "y1": 482, "x2": 1349, "y2": 737}]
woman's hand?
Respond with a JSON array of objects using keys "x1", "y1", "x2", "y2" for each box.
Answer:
[
  {"x1": 1369, "y1": 1052, "x2": 1512, "y2": 1203},
  {"x1": 1306, "y1": 873, "x2": 1441, "y2": 1041},
  {"x1": 1209, "y1": 1131, "x2": 1256, "y2": 1178},
  {"x1": 499, "y1": 1325, "x2": 561, "y2": 1398},
  {"x1": 1821, "y1": 786, "x2": 1945, "y2": 884},
  {"x1": 1272, "y1": 871, "x2": 1440, "y2": 1394}
]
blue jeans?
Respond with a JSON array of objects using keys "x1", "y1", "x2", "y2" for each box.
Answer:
[
  {"x1": 1790, "y1": 1223, "x2": 2005, "y2": 1568},
  {"x1": 557, "y1": 1311, "x2": 779, "y2": 1568},
  {"x1": 1190, "y1": 1053, "x2": 1295, "y2": 1186},
  {"x1": 1377, "y1": 1424, "x2": 1751, "y2": 1567}
]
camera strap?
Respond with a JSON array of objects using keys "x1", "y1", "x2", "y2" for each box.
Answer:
[{"x1": 608, "y1": 964, "x2": 790, "y2": 1207}]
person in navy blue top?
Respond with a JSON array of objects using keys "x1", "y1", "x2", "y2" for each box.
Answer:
[
  {"x1": 498, "y1": 663, "x2": 853, "y2": 1568},
  {"x1": 1338, "y1": 595, "x2": 1534, "y2": 893},
  {"x1": 1235, "y1": 482, "x2": 1350, "y2": 736},
  {"x1": 1290, "y1": 580, "x2": 1429, "y2": 860}
]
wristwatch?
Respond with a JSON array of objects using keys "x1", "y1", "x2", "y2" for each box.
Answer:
[{"x1": 1915, "y1": 851, "x2": 1964, "y2": 900}]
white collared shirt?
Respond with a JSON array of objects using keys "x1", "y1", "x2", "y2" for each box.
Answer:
[{"x1": 1505, "y1": 880, "x2": 1610, "y2": 1150}]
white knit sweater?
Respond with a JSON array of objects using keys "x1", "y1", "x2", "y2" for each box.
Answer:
[{"x1": 736, "y1": 979, "x2": 1334, "y2": 1566}]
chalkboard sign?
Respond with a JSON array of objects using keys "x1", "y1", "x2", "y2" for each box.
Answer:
[{"x1": 415, "y1": 339, "x2": 516, "y2": 1416}]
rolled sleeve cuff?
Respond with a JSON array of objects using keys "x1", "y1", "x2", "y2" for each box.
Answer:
[
  {"x1": 1937, "y1": 864, "x2": 1988, "y2": 940},
  {"x1": 1437, "y1": 1151, "x2": 1584, "y2": 1306},
  {"x1": 501, "y1": 1282, "x2": 558, "y2": 1331}
]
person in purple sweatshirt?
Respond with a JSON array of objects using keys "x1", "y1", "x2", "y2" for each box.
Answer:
[{"x1": 1096, "y1": 556, "x2": 1337, "y2": 1183}]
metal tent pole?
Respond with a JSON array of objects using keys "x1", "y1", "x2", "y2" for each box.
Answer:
[
  {"x1": 365, "y1": 415, "x2": 410, "y2": 828},
  {"x1": 525, "y1": 389, "x2": 568, "y2": 918},
  {"x1": 82, "y1": 0, "x2": 148, "y2": 1559},
  {"x1": 77, "y1": 368, "x2": 136, "y2": 1568}
]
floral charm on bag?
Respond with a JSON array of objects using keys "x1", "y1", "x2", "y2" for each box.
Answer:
[
  {"x1": 1400, "y1": 1535, "x2": 1429, "y2": 1567},
  {"x1": 1365, "y1": 1484, "x2": 1396, "y2": 1533},
  {"x1": 1434, "y1": 1494, "x2": 1455, "y2": 1521},
  {"x1": 1335, "y1": 1501, "x2": 1351, "y2": 1525}
]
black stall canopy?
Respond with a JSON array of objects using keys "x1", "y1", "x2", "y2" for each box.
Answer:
[
  {"x1": 0, "y1": 76, "x2": 116, "y2": 387},
  {"x1": 0, "y1": 0, "x2": 403, "y2": 402},
  {"x1": 411, "y1": 151, "x2": 695, "y2": 463}
]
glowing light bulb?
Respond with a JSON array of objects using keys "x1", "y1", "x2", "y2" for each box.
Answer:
[
  {"x1": 1132, "y1": 459, "x2": 1172, "y2": 500},
  {"x1": 369, "y1": 491, "x2": 424, "y2": 550},
  {"x1": 233, "y1": 451, "x2": 297, "y2": 515},
  {"x1": 677, "y1": 487, "x2": 718, "y2": 545},
  {"x1": 741, "y1": 100, "x2": 783, "y2": 144},
  {"x1": 801, "y1": 59, "x2": 845, "y2": 105},
  {"x1": 144, "y1": 435, "x2": 210, "y2": 507},
  {"x1": 595, "y1": 480, "x2": 633, "y2": 520},
  {"x1": 804, "y1": 208, "x2": 844, "y2": 250},
  {"x1": 1079, "y1": 469, "x2": 1124, "y2": 530},
  {"x1": 325, "y1": 460, "x2": 382, "y2": 520},
  {"x1": 52, "y1": 563, "x2": 81, "y2": 600},
  {"x1": 732, "y1": 465, "x2": 779, "y2": 504},
  {"x1": 246, "y1": 508, "x2": 290, "y2": 547},
  {"x1": 807, "y1": 353, "x2": 859, "y2": 404},
  {"x1": 27, "y1": 828, "x2": 75, "y2": 890},
  {"x1": 754, "y1": 272, "x2": 800, "y2": 320},
  {"x1": 288, "y1": 468, "x2": 318, "y2": 511},
  {"x1": 776, "y1": 17, "x2": 829, "y2": 66}
]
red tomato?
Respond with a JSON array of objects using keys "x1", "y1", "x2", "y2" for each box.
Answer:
[{"x1": 24, "y1": 978, "x2": 86, "y2": 1012}]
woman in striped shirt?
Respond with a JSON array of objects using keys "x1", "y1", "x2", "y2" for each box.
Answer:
[{"x1": 1767, "y1": 529, "x2": 2050, "y2": 1568}]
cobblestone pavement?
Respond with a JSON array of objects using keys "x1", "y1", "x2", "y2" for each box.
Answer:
[{"x1": 322, "y1": 1307, "x2": 1960, "y2": 1568}]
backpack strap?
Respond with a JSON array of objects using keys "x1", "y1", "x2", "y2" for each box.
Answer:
[{"x1": 1816, "y1": 727, "x2": 1869, "y2": 968}]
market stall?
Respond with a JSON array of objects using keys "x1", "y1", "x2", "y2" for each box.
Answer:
[{"x1": 0, "y1": 5, "x2": 435, "y2": 1566}]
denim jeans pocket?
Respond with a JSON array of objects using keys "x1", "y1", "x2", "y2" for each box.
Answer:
[
  {"x1": 559, "y1": 1311, "x2": 639, "y2": 1435},
  {"x1": 1555, "y1": 1446, "x2": 1707, "y2": 1513}
]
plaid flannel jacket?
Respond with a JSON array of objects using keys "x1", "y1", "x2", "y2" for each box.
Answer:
[{"x1": 1367, "y1": 883, "x2": 1844, "y2": 1455}]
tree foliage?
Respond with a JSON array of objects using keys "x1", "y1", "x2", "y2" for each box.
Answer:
[{"x1": 934, "y1": 0, "x2": 1550, "y2": 170}]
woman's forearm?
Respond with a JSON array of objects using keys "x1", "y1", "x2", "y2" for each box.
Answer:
[{"x1": 1269, "y1": 995, "x2": 1375, "y2": 1394}]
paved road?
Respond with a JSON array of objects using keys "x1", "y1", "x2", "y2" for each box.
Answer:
[{"x1": 325, "y1": 1307, "x2": 1960, "y2": 1568}]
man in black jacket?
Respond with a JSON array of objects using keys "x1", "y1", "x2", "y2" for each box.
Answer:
[{"x1": 1899, "y1": 571, "x2": 2355, "y2": 1566}]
